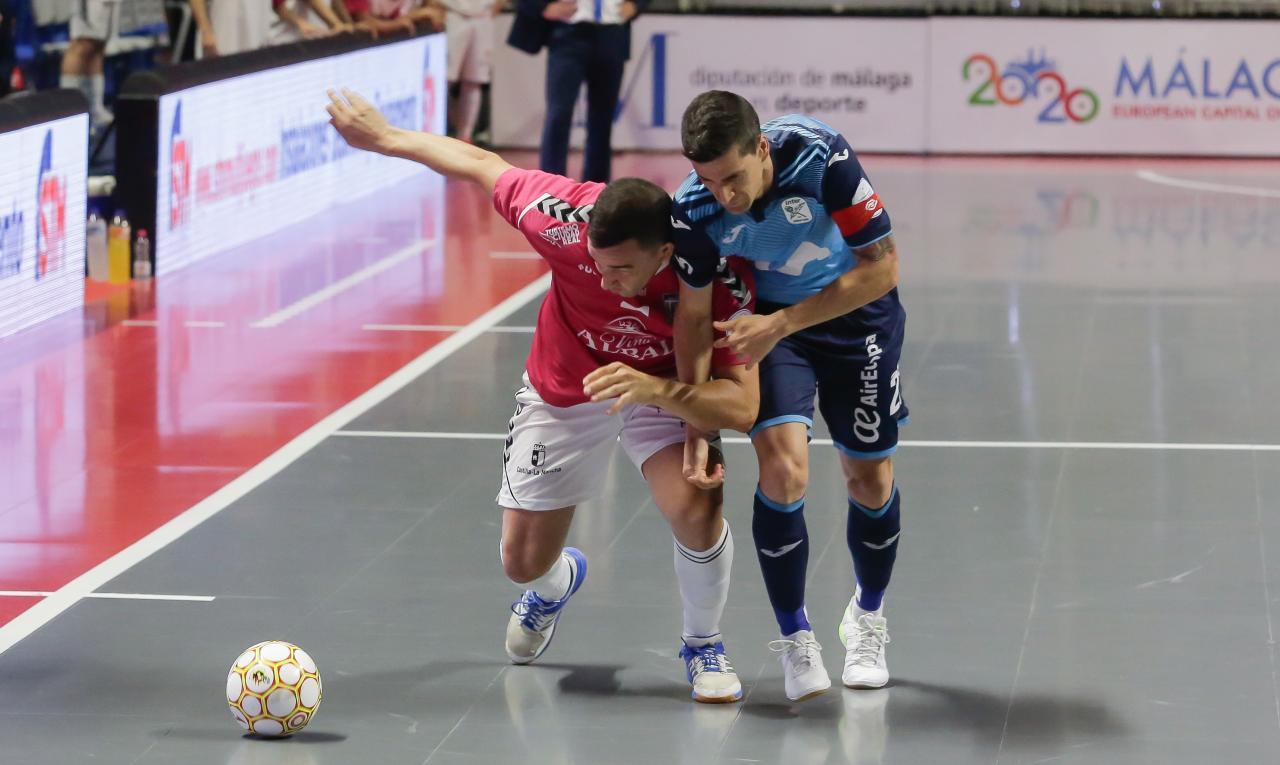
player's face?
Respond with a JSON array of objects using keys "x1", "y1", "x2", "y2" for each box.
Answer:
[
  {"x1": 691, "y1": 135, "x2": 770, "y2": 215},
  {"x1": 589, "y1": 239, "x2": 673, "y2": 297}
]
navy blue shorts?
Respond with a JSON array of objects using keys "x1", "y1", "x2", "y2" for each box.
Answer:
[{"x1": 752, "y1": 294, "x2": 909, "y2": 459}]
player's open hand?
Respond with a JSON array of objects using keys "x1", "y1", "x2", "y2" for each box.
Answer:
[
  {"x1": 327, "y1": 88, "x2": 395, "y2": 155},
  {"x1": 683, "y1": 430, "x2": 725, "y2": 490},
  {"x1": 713, "y1": 312, "x2": 786, "y2": 371},
  {"x1": 583, "y1": 362, "x2": 664, "y2": 415}
]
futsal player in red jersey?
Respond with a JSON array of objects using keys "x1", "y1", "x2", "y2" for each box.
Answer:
[{"x1": 328, "y1": 89, "x2": 757, "y2": 702}]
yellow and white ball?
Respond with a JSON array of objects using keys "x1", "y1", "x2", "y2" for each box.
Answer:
[{"x1": 226, "y1": 641, "x2": 322, "y2": 737}]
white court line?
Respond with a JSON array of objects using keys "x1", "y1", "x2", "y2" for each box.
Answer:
[
  {"x1": 0, "y1": 591, "x2": 215, "y2": 602},
  {"x1": 362, "y1": 324, "x2": 536, "y2": 333},
  {"x1": 123, "y1": 320, "x2": 227, "y2": 328},
  {"x1": 1136, "y1": 170, "x2": 1280, "y2": 199},
  {"x1": 252, "y1": 239, "x2": 436, "y2": 328},
  {"x1": 0, "y1": 271, "x2": 552, "y2": 657},
  {"x1": 489, "y1": 251, "x2": 541, "y2": 260},
  {"x1": 332, "y1": 430, "x2": 1280, "y2": 452}
]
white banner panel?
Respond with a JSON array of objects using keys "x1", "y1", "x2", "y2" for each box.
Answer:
[
  {"x1": 492, "y1": 15, "x2": 927, "y2": 152},
  {"x1": 928, "y1": 18, "x2": 1280, "y2": 155},
  {"x1": 0, "y1": 114, "x2": 88, "y2": 338},
  {"x1": 156, "y1": 34, "x2": 448, "y2": 275}
]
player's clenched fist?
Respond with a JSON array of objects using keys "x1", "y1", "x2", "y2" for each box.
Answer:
[
  {"x1": 583, "y1": 362, "x2": 668, "y2": 415},
  {"x1": 327, "y1": 88, "x2": 395, "y2": 155}
]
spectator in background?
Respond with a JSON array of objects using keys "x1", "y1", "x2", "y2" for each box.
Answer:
[
  {"x1": 0, "y1": 0, "x2": 14, "y2": 96},
  {"x1": 60, "y1": 0, "x2": 122, "y2": 125},
  {"x1": 439, "y1": 0, "x2": 502, "y2": 144},
  {"x1": 344, "y1": 0, "x2": 441, "y2": 38},
  {"x1": 269, "y1": 0, "x2": 354, "y2": 44},
  {"x1": 507, "y1": 0, "x2": 648, "y2": 183},
  {"x1": 189, "y1": 0, "x2": 272, "y2": 56}
]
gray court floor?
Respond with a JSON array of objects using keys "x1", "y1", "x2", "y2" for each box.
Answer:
[{"x1": 3, "y1": 160, "x2": 1280, "y2": 764}]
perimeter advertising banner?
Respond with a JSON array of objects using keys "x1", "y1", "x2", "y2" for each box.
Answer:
[
  {"x1": 0, "y1": 114, "x2": 88, "y2": 338},
  {"x1": 155, "y1": 34, "x2": 448, "y2": 275}
]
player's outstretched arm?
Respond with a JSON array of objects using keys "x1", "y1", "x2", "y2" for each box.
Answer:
[
  {"x1": 326, "y1": 88, "x2": 513, "y2": 193},
  {"x1": 582, "y1": 361, "x2": 759, "y2": 435}
]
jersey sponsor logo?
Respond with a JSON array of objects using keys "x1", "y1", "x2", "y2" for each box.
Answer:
[
  {"x1": 539, "y1": 223, "x2": 581, "y2": 247},
  {"x1": 604, "y1": 316, "x2": 649, "y2": 335},
  {"x1": 531, "y1": 442, "x2": 547, "y2": 467},
  {"x1": 852, "y1": 178, "x2": 876, "y2": 205},
  {"x1": 781, "y1": 197, "x2": 813, "y2": 225},
  {"x1": 721, "y1": 223, "x2": 746, "y2": 244},
  {"x1": 578, "y1": 318, "x2": 673, "y2": 361},
  {"x1": 827, "y1": 148, "x2": 850, "y2": 167}
]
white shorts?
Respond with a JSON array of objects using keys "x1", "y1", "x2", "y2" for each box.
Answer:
[
  {"x1": 496, "y1": 374, "x2": 687, "y2": 512},
  {"x1": 70, "y1": 0, "x2": 121, "y2": 41},
  {"x1": 446, "y1": 13, "x2": 493, "y2": 83}
]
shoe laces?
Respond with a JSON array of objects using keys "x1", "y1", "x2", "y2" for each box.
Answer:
[
  {"x1": 511, "y1": 591, "x2": 559, "y2": 632},
  {"x1": 686, "y1": 645, "x2": 733, "y2": 676},
  {"x1": 769, "y1": 635, "x2": 822, "y2": 672},
  {"x1": 846, "y1": 614, "x2": 890, "y2": 668}
]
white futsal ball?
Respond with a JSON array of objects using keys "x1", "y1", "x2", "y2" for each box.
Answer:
[{"x1": 226, "y1": 641, "x2": 323, "y2": 737}]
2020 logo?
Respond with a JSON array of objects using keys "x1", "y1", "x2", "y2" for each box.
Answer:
[{"x1": 963, "y1": 50, "x2": 1100, "y2": 124}]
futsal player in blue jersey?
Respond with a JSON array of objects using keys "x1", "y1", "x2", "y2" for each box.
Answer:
[{"x1": 670, "y1": 91, "x2": 906, "y2": 701}]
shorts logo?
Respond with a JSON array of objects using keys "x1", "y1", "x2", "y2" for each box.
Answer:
[
  {"x1": 854, "y1": 334, "x2": 885, "y2": 444},
  {"x1": 781, "y1": 197, "x2": 812, "y2": 225},
  {"x1": 531, "y1": 442, "x2": 547, "y2": 467}
]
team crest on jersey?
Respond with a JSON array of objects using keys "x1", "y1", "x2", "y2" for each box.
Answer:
[
  {"x1": 781, "y1": 197, "x2": 813, "y2": 225},
  {"x1": 531, "y1": 442, "x2": 547, "y2": 467},
  {"x1": 662, "y1": 294, "x2": 679, "y2": 323},
  {"x1": 539, "y1": 224, "x2": 581, "y2": 247}
]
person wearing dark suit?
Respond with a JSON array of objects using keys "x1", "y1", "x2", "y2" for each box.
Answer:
[{"x1": 507, "y1": 0, "x2": 649, "y2": 182}]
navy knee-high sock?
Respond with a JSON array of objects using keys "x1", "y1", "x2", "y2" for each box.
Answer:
[
  {"x1": 753, "y1": 487, "x2": 810, "y2": 635},
  {"x1": 847, "y1": 485, "x2": 901, "y2": 612}
]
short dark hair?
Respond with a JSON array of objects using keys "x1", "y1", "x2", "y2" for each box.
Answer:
[
  {"x1": 681, "y1": 90, "x2": 761, "y2": 163},
  {"x1": 588, "y1": 177, "x2": 672, "y2": 250}
]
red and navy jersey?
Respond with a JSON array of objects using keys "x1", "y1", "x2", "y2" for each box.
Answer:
[
  {"x1": 493, "y1": 168, "x2": 755, "y2": 408},
  {"x1": 671, "y1": 115, "x2": 893, "y2": 308}
]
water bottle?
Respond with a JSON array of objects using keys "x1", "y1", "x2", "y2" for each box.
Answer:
[
  {"x1": 107, "y1": 210, "x2": 132, "y2": 284},
  {"x1": 132, "y1": 229, "x2": 152, "y2": 280},
  {"x1": 86, "y1": 209, "x2": 109, "y2": 281}
]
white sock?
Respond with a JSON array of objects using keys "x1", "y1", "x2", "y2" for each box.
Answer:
[
  {"x1": 524, "y1": 550, "x2": 573, "y2": 602},
  {"x1": 89, "y1": 74, "x2": 109, "y2": 121},
  {"x1": 59, "y1": 73, "x2": 91, "y2": 101},
  {"x1": 674, "y1": 520, "x2": 733, "y2": 647},
  {"x1": 457, "y1": 81, "x2": 482, "y2": 142}
]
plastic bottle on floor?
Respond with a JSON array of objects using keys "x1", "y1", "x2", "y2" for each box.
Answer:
[
  {"x1": 132, "y1": 229, "x2": 152, "y2": 280},
  {"x1": 86, "y1": 208, "x2": 109, "y2": 281},
  {"x1": 107, "y1": 210, "x2": 131, "y2": 284}
]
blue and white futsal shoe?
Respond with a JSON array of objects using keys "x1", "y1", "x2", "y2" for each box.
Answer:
[
  {"x1": 678, "y1": 641, "x2": 743, "y2": 703},
  {"x1": 505, "y1": 547, "x2": 587, "y2": 665}
]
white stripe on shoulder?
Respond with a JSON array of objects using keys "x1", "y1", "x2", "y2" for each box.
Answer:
[{"x1": 518, "y1": 193, "x2": 552, "y2": 226}]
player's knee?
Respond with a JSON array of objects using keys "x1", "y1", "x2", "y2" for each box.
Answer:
[
  {"x1": 845, "y1": 458, "x2": 894, "y2": 506},
  {"x1": 500, "y1": 543, "x2": 557, "y2": 584},
  {"x1": 759, "y1": 455, "x2": 808, "y2": 503}
]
